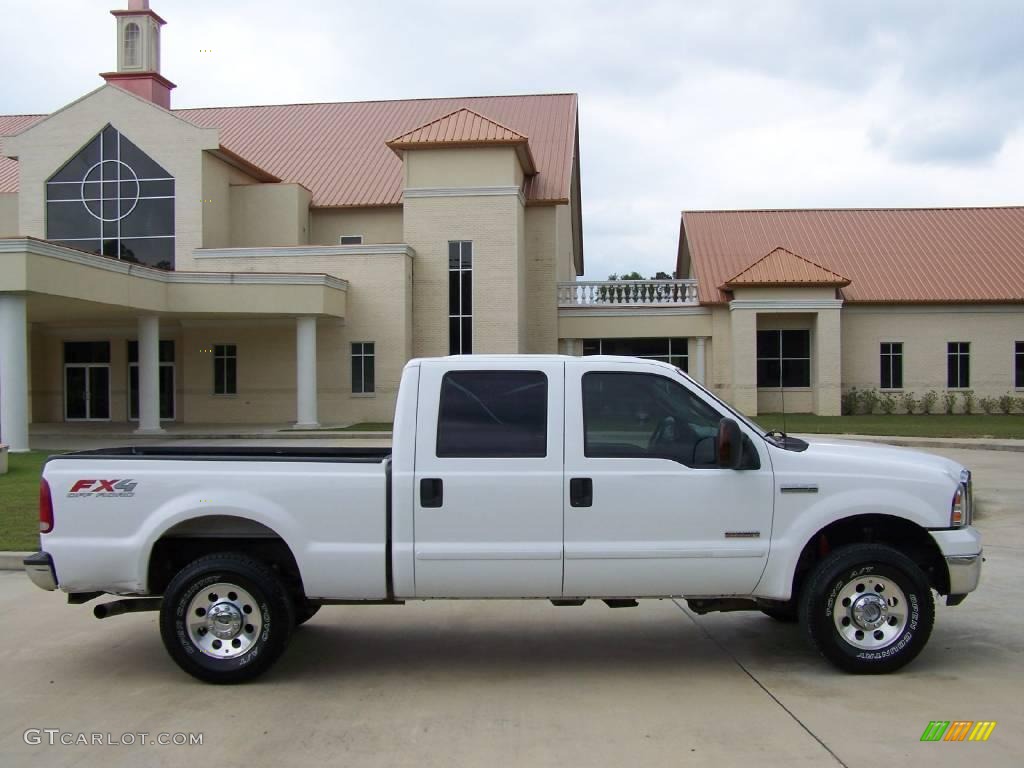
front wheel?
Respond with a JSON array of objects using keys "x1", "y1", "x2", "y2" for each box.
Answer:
[
  {"x1": 799, "y1": 543, "x2": 934, "y2": 674},
  {"x1": 159, "y1": 552, "x2": 295, "y2": 684}
]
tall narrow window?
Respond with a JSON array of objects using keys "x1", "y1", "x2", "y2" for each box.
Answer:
[
  {"x1": 756, "y1": 330, "x2": 811, "y2": 387},
  {"x1": 947, "y1": 342, "x2": 970, "y2": 388},
  {"x1": 448, "y1": 241, "x2": 472, "y2": 354},
  {"x1": 352, "y1": 342, "x2": 375, "y2": 394},
  {"x1": 1016, "y1": 342, "x2": 1024, "y2": 388},
  {"x1": 124, "y1": 23, "x2": 141, "y2": 68},
  {"x1": 214, "y1": 344, "x2": 237, "y2": 395},
  {"x1": 880, "y1": 342, "x2": 903, "y2": 389}
]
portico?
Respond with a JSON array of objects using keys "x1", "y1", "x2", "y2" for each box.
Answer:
[{"x1": 0, "y1": 238, "x2": 347, "y2": 449}]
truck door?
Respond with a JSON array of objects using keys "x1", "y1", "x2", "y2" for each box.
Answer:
[
  {"x1": 413, "y1": 359, "x2": 565, "y2": 597},
  {"x1": 562, "y1": 361, "x2": 774, "y2": 597}
]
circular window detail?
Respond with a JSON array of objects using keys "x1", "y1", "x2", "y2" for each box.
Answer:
[{"x1": 81, "y1": 159, "x2": 141, "y2": 222}]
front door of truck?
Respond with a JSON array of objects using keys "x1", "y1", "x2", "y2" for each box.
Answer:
[
  {"x1": 413, "y1": 359, "x2": 565, "y2": 597},
  {"x1": 562, "y1": 361, "x2": 774, "y2": 597}
]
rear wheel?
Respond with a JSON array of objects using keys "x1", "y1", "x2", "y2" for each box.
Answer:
[
  {"x1": 799, "y1": 543, "x2": 934, "y2": 674},
  {"x1": 159, "y1": 552, "x2": 294, "y2": 684}
]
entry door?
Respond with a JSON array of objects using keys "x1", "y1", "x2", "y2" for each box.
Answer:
[
  {"x1": 413, "y1": 359, "x2": 565, "y2": 598},
  {"x1": 562, "y1": 361, "x2": 774, "y2": 598},
  {"x1": 64, "y1": 365, "x2": 110, "y2": 421}
]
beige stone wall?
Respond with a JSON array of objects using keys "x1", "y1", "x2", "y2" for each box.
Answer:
[
  {"x1": 841, "y1": 305, "x2": 1024, "y2": 401},
  {"x1": 229, "y1": 183, "x2": 310, "y2": 247},
  {"x1": 192, "y1": 250, "x2": 412, "y2": 423},
  {"x1": 3, "y1": 85, "x2": 220, "y2": 273},
  {"x1": 558, "y1": 311, "x2": 713, "y2": 341},
  {"x1": 524, "y1": 206, "x2": 558, "y2": 353},
  {"x1": 554, "y1": 202, "x2": 577, "y2": 282},
  {"x1": 404, "y1": 193, "x2": 525, "y2": 357},
  {"x1": 0, "y1": 193, "x2": 17, "y2": 236},
  {"x1": 404, "y1": 147, "x2": 519, "y2": 188},
  {"x1": 202, "y1": 153, "x2": 259, "y2": 249},
  {"x1": 310, "y1": 207, "x2": 403, "y2": 245}
]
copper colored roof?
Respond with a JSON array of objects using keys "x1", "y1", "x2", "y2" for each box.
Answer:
[
  {"x1": 1, "y1": 93, "x2": 578, "y2": 206},
  {"x1": 723, "y1": 247, "x2": 851, "y2": 288},
  {"x1": 387, "y1": 108, "x2": 537, "y2": 174},
  {"x1": 681, "y1": 208, "x2": 1024, "y2": 304}
]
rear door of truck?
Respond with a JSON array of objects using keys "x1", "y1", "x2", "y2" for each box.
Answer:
[{"x1": 412, "y1": 359, "x2": 564, "y2": 597}]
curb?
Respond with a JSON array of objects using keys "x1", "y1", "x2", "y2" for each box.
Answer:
[{"x1": 0, "y1": 552, "x2": 31, "y2": 571}]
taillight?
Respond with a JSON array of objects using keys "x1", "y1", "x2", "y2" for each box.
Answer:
[{"x1": 39, "y1": 479, "x2": 54, "y2": 534}]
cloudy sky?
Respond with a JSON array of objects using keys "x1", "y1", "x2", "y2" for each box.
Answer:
[{"x1": 3, "y1": 0, "x2": 1023, "y2": 279}]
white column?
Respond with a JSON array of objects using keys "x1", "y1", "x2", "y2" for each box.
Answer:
[
  {"x1": 295, "y1": 316, "x2": 319, "y2": 428},
  {"x1": 693, "y1": 336, "x2": 707, "y2": 384},
  {"x1": 0, "y1": 295, "x2": 29, "y2": 452},
  {"x1": 135, "y1": 315, "x2": 164, "y2": 434}
]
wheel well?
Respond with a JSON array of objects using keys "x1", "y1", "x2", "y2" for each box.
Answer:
[
  {"x1": 147, "y1": 516, "x2": 304, "y2": 598},
  {"x1": 791, "y1": 514, "x2": 948, "y2": 601}
]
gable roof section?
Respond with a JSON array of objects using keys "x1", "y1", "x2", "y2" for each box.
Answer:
[
  {"x1": 1, "y1": 93, "x2": 578, "y2": 206},
  {"x1": 723, "y1": 247, "x2": 850, "y2": 288},
  {"x1": 386, "y1": 108, "x2": 536, "y2": 174},
  {"x1": 681, "y1": 207, "x2": 1024, "y2": 304}
]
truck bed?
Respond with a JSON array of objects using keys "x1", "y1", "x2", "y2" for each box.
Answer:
[{"x1": 48, "y1": 445, "x2": 392, "y2": 463}]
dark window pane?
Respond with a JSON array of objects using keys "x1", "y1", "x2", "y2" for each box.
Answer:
[
  {"x1": 448, "y1": 241, "x2": 460, "y2": 269},
  {"x1": 128, "y1": 341, "x2": 138, "y2": 363},
  {"x1": 437, "y1": 371, "x2": 547, "y2": 458},
  {"x1": 461, "y1": 318, "x2": 472, "y2": 354},
  {"x1": 214, "y1": 359, "x2": 225, "y2": 394},
  {"x1": 101, "y1": 125, "x2": 119, "y2": 160},
  {"x1": 64, "y1": 341, "x2": 110, "y2": 364},
  {"x1": 352, "y1": 356, "x2": 364, "y2": 393},
  {"x1": 120, "y1": 198, "x2": 174, "y2": 237},
  {"x1": 448, "y1": 271, "x2": 460, "y2": 315},
  {"x1": 448, "y1": 317, "x2": 460, "y2": 354},
  {"x1": 1016, "y1": 342, "x2": 1024, "y2": 387},
  {"x1": 117, "y1": 132, "x2": 172, "y2": 179},
  {"x1": 47, "y1": 201, "x2": 99, "y2": 240},
  {"x1": 119, "y1": 237, "x2": 174, "y2": 270},
  {"x1": 582, "y1": 340, "x2": 601, "y2": 356},
  {"x1": 891, "y1": 357, "x2": 903, "y2": 389},
  {"x1": 461, "y1": 270, "x2": 472, "y2": 315},
  {"x1": 159, "y1": 365, "x2": 174, "y2": 419},
  {"x1": 673, "y1": 355, "x2": 689, "y2": 373},
  {"x1": 460, "y1": 241, "x2": 472, "y2": 269},
  {"x1": 782, "y1": 359, "x2": 811, "y2": 387},
  {"x1": 757, "y1": 359, "x2": 781, "y2": 388},
  {"x1": 159, "y1": 340, "x2": 175, "y2": 363},
  {"x1": 958, "y1": 355, "x2": 969, "y2": 388},
  {"x1": 781, "y1": 330, "x2": 810, "y2": 358},
  {"x1": 138, "y1": 180, "x2": 173, "y2": 197},
  {"x1": 49, "y1": 135, "x2": 102, "y2": 183},
  {"x1": 225, "y1": 358, "x2": 237, "y2": 394},
  {"x1": 947, "y1": 354, "x2": 957, "y2": 388},
  {"x1": 45, "y1": 183, "x2": 81, "y2": 201},
  {"x1": 65, "y1": 367, "x2": 87, "y2": 419},
  {"x1": 128, "y1": 365, "x2": 139, "y2": 420},
  {"x1": 582, "y1": 372, "x2": 723, "y2": 466},
  {"x1": 364, "y1": 355, "x2": 375, "y2": 393},
  {"x1": 88, "y1": 366, "x2": 110, "y2": 419},
  {"x1": 756, "y1": 330, "x2": 779, "y2": 358}
]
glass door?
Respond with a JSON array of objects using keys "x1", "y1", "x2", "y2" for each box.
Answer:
[{"x1": 64, "y1": 342, "x2": 111, "y2": 421}]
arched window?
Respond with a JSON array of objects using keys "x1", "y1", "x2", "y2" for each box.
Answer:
[{"x1": 124, "y1": 22, "x2": 140, "y2": 67}]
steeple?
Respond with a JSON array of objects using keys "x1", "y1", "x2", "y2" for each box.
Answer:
[{"x1": 100, "y1": 0, "x2": 176, "y2": 109}]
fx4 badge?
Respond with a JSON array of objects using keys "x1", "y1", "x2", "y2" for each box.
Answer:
[{"x1": 67, "y1": 479, "x2": 138, "y2": 498}]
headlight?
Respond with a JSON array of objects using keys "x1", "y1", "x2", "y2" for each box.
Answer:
[{"x1": 951, "y1": 469, "x2": 972, "y2": 527}]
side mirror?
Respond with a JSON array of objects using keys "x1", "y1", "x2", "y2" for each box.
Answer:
[{"x1": 717, "y1": 418, "x2": 744, "y2": 469}]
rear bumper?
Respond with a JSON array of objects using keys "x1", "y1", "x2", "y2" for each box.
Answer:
[{"x1": 24, "y1": 551, "x2": 57, "y2": 592}]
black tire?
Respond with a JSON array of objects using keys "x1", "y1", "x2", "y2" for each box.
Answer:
[
  {"x1": 799, "y1": 543, "x2": 934, "y2": 674},
  {"x1": 294, "y1": 601, "x2": 321, "y2": 626},
  {"x1": 159, "y1": 552, "x2": 295, "y2": 684}
]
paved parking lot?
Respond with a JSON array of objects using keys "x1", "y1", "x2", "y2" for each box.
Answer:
[{"x1": 1, "y1": 446, "x2": 1020, "y2": 767}]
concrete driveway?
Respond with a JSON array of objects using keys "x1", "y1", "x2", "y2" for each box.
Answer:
[{"x1": 0, "y1": 446, "x2": 1020, "y2": 767}]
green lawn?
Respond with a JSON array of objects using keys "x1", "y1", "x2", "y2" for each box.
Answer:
[
  {"x1": 756, "y1": 413, "x2": 1024, "y2": 439},
  {"x1": 0, "y1": 451, "x2": 48, "y2": 551},
  {"x1": 307, "y1": 422, "x2": 393, "y2": 432}
]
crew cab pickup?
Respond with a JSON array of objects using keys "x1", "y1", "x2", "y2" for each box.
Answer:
[{"x1": 26, "y1": 355, "x2": 982, "y2": 682}]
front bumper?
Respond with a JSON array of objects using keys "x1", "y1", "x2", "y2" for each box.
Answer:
[
  {"x1": 930, "y1": 526, "x2": 982, "y2": 597},
  {"x1": 24, "y1": 551, "x2": 57, "y2": 591}
]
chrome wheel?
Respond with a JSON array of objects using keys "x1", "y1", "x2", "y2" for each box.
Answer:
[
  {"x1": 832, "y1": 574, "x2": 907, "y2": 650},
  {"x1": 185, "y1": 582, "x2": 262, "y2": 659}
]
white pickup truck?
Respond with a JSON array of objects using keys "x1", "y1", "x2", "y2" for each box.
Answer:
[{"x1": 26, "y1": 355, "x2": 982, "y2": 683}]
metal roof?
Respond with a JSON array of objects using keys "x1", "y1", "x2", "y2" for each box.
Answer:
[
  {"x1": 387, "y1": 108, "x2": 537, "y2": 174},
  {"x1": 681, "y1": 207, "x2": 1024, "y2": 304},
  {"x1": 0, "y1": 93, "x2": 578, "y2": 206},
  {"x1": 723, "y1": 246, "x2": 850, "y2": 288}
]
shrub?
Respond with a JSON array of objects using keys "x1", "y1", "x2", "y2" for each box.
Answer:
[
  {"x1": 960, "y1": 389, "x2": 976, "y2": 415},
  {"x1": 860, "y1": 388, "x2": 880, "y2": 415},
  {"x1": 921, "y1": 390, "x2": 939, "y2": 415},
  {"x1": 998, "y1": 393, "x2": 1015, "y2": 415},
  {"x1": 900, "y1": 392, "x2": 918, "y2": 415},
  {"x1": 978, "y1": 396, "x2": 998, "y2": 415},
  {"x1": 880, "y1": 392, "x2": 897, "y2": 415},
  {"x1": 943, "y1": 391, "x2": 958, "y2": 415},
  {"x1": 1016, "y1": 396, "x2": 1024, "y2": 415},
  {"x1": 842, "y1": 387, "x2": 859, "y2": 416}
]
